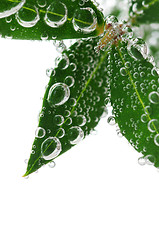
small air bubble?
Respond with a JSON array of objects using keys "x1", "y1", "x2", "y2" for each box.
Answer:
[
  {"x1": 68, "y1": 126, "x2": 84, "y2": 145},
  {"x1": 107, "y1": 116, "x2": 116, "y2": 125},
  {"x1": 41, "y1": 137, "x2": 62, "y2": 160}
]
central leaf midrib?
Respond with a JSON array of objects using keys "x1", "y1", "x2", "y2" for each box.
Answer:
[
  {"x1": 24, "y1": 46, "x2": 109, "y2": 176},
  {"x1": 7, "y1": 0, "x2": 94, "y2": 26}
]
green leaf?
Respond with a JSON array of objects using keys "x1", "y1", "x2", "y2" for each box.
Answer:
[
  {"x1": 110, "y1": 40, "x2": 159, "y2": 167},
  {"x1": 129, "y1": 0, "x2": 159, "y2": 25},
  {"x1": 23, "y1": 37, "x2": 109, "y2": 177},
  {"x1": 0, "y1": 0, "x2": 104, "y2": 40}
]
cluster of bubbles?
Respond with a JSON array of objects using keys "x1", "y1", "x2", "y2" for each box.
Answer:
[
  {"x1": 29, "y1": 36, "x2": 110, "y2": 165},
  {"x1": 106, "y1": 19, "x2": 159, "y2": 166},
  {"x1": 1, "y1": 0, "x2": 98, "y2": 39},
  {"x1": 129, "y1": 0, "x2": 152, "y2": 18}
]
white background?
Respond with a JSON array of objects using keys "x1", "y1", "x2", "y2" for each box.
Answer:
[{"x1": 1, "y1": 1, "x2": 159, "y2": 240}]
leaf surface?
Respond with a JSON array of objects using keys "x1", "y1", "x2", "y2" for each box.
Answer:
[
  {"x1": 24, "y1": 37, "x2": 110, "y2": 176},
  {"x1": 110, "y1": 40, "x2": 159, "y2": 167},
  {"x1": 0, "y1": 0, "x2": 104, "y2": 40},
  {"x1": 129, "y1": 0, "x2": 159, "y2": 25}
]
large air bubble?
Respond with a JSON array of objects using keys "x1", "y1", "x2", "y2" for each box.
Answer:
[
  {"x1": 73, "y1": 7, "x2": 97, "y2": 33},
  {"x1": 0, "y1": 0, "x2": 26, "y2": 19},
  {"x1": 44, "y1": 1, "x2": 67, "y2": 28},
  {"x1": 41, "y1": 137, "x2": 62, "y2": 160}
]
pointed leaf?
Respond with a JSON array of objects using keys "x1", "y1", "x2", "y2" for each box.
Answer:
[
  {"x1": 24, "y1": 37, "x2": 109, "y2": 176},
  {"x1": 0, "y1": 0, "x2": 104, "y2": 40},
  {"x1": 110, "y1": 40, "x2": 159, "y2": 167},
  {"x1": 129, "y1": 0, "x2": 159, "y2": 25}
]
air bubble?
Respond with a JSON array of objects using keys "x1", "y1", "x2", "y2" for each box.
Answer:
[
  {"x1": 64, "y1": 110, "x2": 71, "y2": 117},
  {"x1": 117, "y1": 129, "x2": 123, "y2": 138},
  {"x1": 76, "y1": 115, "x2": 87, "y2": 126},
  {"x1": 151, "y1": 67, "x2": 159, "y2": 77},
  {"x1": 58, "y1": 54, "x2": 69, "y2": 70},
  {"x1": 69, "y1": 98, "x2": 77, "y2": 106},
  {"x1": 35, "y1": 127, "x2": 46, "y2": 138},
  {"x1": 0, "y1": 0, "x2": 26, "y2": 19},
  {"x1": 46, "y1": 68, "x2": 55, "y2": 77},
  {"x1": 120, "y1": 67, "x2": 127, "y2": 76},
  {"x1": 154, "y1": 134, "x2": 159, "y2": 146},
  {"x1": 44, "y1": 1, "x2": 67, "y2": 28},
  {"x1": 127, "y1": 38, "x2": 147, "y2": 60},
  {"x1": 148, "y1": 119, "x2": 159, "y2": 133},
  {"x1": 48, "y1": 161, "x2": 56, "y2": 168},
  {"x1": 138, "y1": 157, "x2": 146, "y2": 166},
  {"x1": 41, "y1": 137, "x2": 61, "y2": 160},
  {"x1": 54, "y1": 115, "x2": 64, "y2": 126},
  {"x1": 142, "y1": 1, "x2": 149, "y2": 8},
  {"x1": 144, "y1": 106, "x2": 152, "y2": 115},
  {"x1": 64, "y1": 76, "x2": 75, "y2": 87},
  {"x1": 149, "y1": 91, "x2": 159, "y2": 104},
  {"x1": 145, "y1": 155, "x2": 156, "y2": 164},
  {"x1": 5, "y1": 16, "x2": 12, "y2": 23},
  {"x1": 68, "y1": 126, "x2": 84, "y2": 145},
  {"x1": 70, "y1": 63, "x2": 77, "y2": 72},
  {"x1": 141, "y1": 114, "x2": 148, "y2": 123},
  {"x1": 37, "y1": 0, "x2": 46, "y2": 8},
  {"x1": 65, "y1": 117, "x2": 72, "y2": 126},
  {"x1": 73, "y1": 7, "x2": 97, "y2": 33},
  {"x1": 57, "y1": 128, "x2": 65, "y2": 138},
  {"x1": 40, "y1": 33, "x2": 48, "y2": 40},
  {"x1": 125, "y1": 61, "x2": 131, "y2": 68},
  {"x1": 16, "y1": 5, "x2": 40, "y2": 27},
  {"x1": 107, "y1": 116, "x2": 116, "y2": 125},
  {"x1": 47, "y1": 83, "x2": 70, "y2": 107}
]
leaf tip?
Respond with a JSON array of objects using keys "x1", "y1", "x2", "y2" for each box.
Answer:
[{"x1": 22, "y1": 172, "x2": 28, "y2": 178}]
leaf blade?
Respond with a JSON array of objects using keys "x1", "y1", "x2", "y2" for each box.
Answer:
[
  {"x1": 24, "y1": 37, "x2": 110, "y2": 176},
  {"x1": 110, "y1": 40, "x2": 159, "y2": 167},
  {"x1": 0, "y1": 0, "x2": 104, "y2": 40},
  {"x1": 129, "y1": 0, "x2": 159, "y2": 25}
]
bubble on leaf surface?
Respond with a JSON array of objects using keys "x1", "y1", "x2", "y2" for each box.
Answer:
[
  {"x1": 37, "y1": 0, "x2": 46, "y2": 8},
  {"x1": 0, "y1": 0, "x2": 26, "y2": 19},
  {"x1": 58, "y1": 54, "x2": 69, "y2": 70},
  {"x1": 54, "y1": 115, "x2": 64, "y2": 126},
  {"x1": 16, "y1": 5, "x2": 40, "y2": 28},
  {"x1": 57, "y1": 128, "x2": 65, "y2": 138},
  {"x1": 44, "y1": 1, "x2": 67, "y2": 28},
  {"x1": 73, "y1": 7, "x2": 97, "y2": 33},
  {"x1": 41, "y1": 137, "x2": 61, "y2": 160},
  {"x1": 149, "y1": 91, "x2": 159, "y2": 104},
  {"x1": 35, "y1": 127, "x2": 46, "y2": 138},
  {"x1": 68, "y1": 126, "x2": 84, "y2": 145},
  {"x1": 154, "y1": 134, "x2": 159, "y2": 146},
  {"x1": 147, "y1": 119, "x2": 159, "y2": 133},
  {"x1": 120, "y1": 67, "x2": 127, "y2": 76},
  {"x1": 47, "y1": 83, "x2": 70, "y2": 107},
  {"x1": 76, "y1": 115, "x2": 87, "y2": 126},
  {"x1": 127, "y1": 38, "x2": 147, "y2": 60},
  {"x1": 64, "y1": 76, "x2": 75, "y2": 87},
  {"x1": 145, "y1": 155, "x2": 156, "y2": 164}
]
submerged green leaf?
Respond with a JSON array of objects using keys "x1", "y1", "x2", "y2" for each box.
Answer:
[
  {"x1": 129, "y1": 0, "x2": 159, "y2": 25},
  {"x1": 24, "y1": 37, "x2": 110, "y2": 176},
  {"x1": 110, "y1": 40, "x2": 159, "y2": 167},
  {"x1": 0, "y1": 0, "x2": 104, "y2": 40}
]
